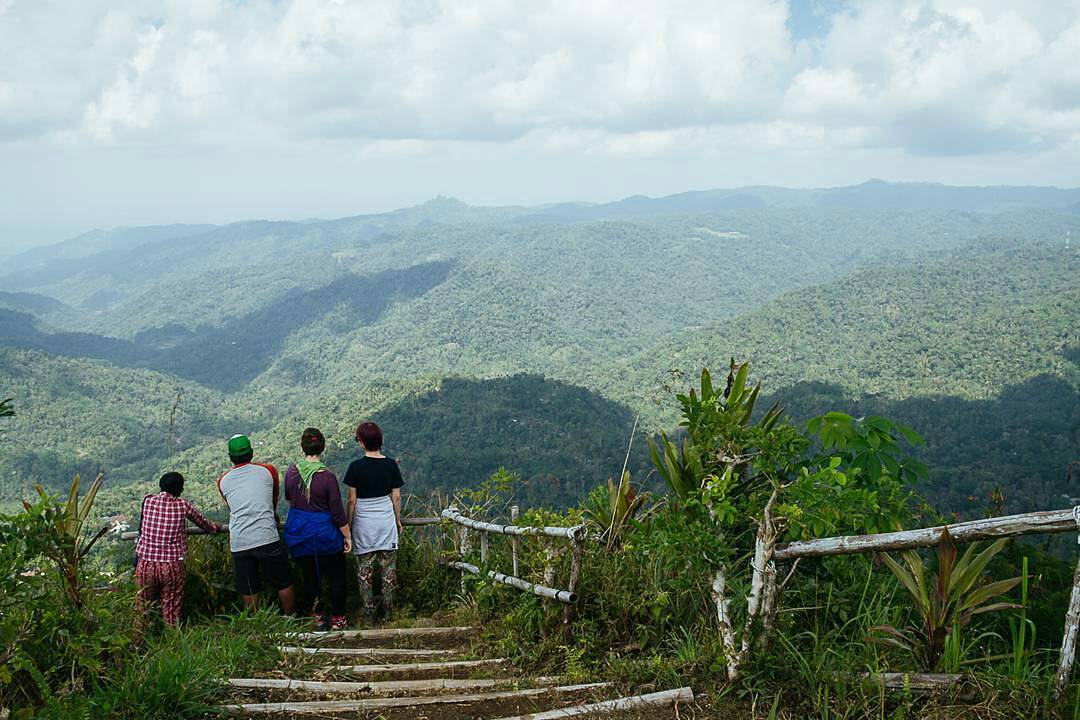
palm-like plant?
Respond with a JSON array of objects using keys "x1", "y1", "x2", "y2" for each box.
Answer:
[
  {"x1": 647, "y1": 431, "x2": 704, "y2": 501},
  {"x1": 648, "y1": 362, "x2": 782, "y2": 502},
  {"x1": 583, "y1": 471, "x2": 654, "y2": 550},
  {"x1": 869, "y1": 527, "x2": 1023, "y2": 670},
  {"x1": 22, "y1": 474, "x2": 107, "y2": 613}
]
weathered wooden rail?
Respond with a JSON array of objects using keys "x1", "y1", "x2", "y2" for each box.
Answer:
[
  {"x1": 773, "y1": 508, "x2": 1079, "y2": 559},
  {"x1": 118, "y1": 515, "x2": 441, "y2": 542},
  {"x1": 441, "y1": 506, "x2": 585, "y2": 606},
  {"x1": 757, "y1": 505, "x2": 1080, "y2": 699},
  {"x1": 122, "y1": 507, "x2": 587, "y2": 607}
]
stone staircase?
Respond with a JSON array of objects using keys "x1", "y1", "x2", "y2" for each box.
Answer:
[{"x1": 219, "y1": 623, "x2": 693, "y2": 718}]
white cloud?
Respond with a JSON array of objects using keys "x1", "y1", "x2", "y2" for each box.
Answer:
[
  {"x1": 798, "y1": 1, "x2": 1080, "y2": 155},
  {"x1": 83, "y1": 25, "x2": 165, "y2": 141},
  {"x1": 1, "y1": 0, "x2": 799, "y2": 145},
  {"x1": 0, "y1": 0, "x2": 1078, "y2": 171}
]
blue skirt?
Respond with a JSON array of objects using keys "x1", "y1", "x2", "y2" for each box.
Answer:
[{"x1": 283, "y1": 508, "x2": 343, "y2": 558}]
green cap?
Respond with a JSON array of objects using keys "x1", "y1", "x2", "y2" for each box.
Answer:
[{"x1": 227, "y1": 434, "x2": 252, "y2": 458}]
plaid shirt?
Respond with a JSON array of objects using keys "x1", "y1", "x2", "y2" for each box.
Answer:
[{"x1": 135, "y1": 492, "x2": 219, "y2": 563}]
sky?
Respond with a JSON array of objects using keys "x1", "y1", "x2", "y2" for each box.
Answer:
[{"x1": 2, "y1": 0, "x2": 1080, "y2": 252}]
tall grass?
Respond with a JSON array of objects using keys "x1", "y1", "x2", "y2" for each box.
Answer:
[
  {"x1": 37, "y1": 609, "x2": 298, "y2": 720},
  {"x1": 1009, "y1": 556, "x2": 1038, "y2": 680}
]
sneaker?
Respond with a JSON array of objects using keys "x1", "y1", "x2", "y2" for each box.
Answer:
[
  {"x1": 312, "y1": 614, "x2": 330, "y2": 632},
  {"x1": 330, "y1": 615, "x2": 348, "y2": 631}
]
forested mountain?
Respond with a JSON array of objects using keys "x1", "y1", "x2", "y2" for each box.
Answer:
[
  {"x1": 0, "y1": 262, "x2": 454, "y2": 389},
  {"x1": 776, "y1": 375, "x2": 1079, "y2": 515},
  {"x1": 607, "y1": 242, "x2": 1079, "y2": 513},
  {"x1": 612, "y1": 242, "x2": 1078, "y2": 408},
  {"x1": 0, "y1": 292, "x2": 66, "y2": 315},
  {"x1": 0, "y1": 184, "x2": 1077, "y2": 520},
  {"x1": 0, "y1": 349, "x2": 245, "y2": 503}
]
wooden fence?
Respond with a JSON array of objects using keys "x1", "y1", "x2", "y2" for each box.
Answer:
[
  {"x1": 117, "y1": 515, "x2": 442, "y2": 542},
  {"x1": 748, "y1": 505, "x2": 1080, "y2": 699},
  {"x1": 118, "y1": 498, "x2": 1079, "y2": 696},
  {"x1": 441, "y1": 506, "x2": 586, "y2": 606},
  {"x1": 120, "y1": 508, "x2": 587, "y2": 607}
]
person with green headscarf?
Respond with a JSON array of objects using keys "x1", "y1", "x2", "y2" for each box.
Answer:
[{"x1": 283, "y1": 427, "x2": 352, "y2": 631}]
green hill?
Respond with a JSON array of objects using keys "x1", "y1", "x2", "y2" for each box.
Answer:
[
  {"x1": 1, "y1": 195, "x2": 1077, "y2": 519},
  {"x1": 0, "y1": 349, "x2": 247, "y2": 503},
  {"x1": 612, "y1": 241, "x2": 1078, "y2": 408},
  {"x1": 607, "y1": 242, "x2": 1079, "y2": 513}
]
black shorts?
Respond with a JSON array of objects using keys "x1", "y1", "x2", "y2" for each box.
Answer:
[{"x1": 232, "y1": 540, "x2": 293, "y2": 595}]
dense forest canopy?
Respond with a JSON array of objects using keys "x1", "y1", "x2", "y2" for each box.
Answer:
[{"x1": 0, "y1": 182, "x2": 1077, "y2": 522}]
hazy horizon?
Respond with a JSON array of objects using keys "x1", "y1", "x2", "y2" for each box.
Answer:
[{"x1": 5, "y1": 176, "x2": 1080, "y2": 256}]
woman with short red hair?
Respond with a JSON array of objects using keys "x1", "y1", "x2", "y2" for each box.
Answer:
[{"x1": 344, "y1": 421, "x2": 404, "y2": 624}]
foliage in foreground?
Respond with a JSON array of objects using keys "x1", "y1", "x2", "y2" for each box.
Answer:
[
  {"x1": 1, "y1": 363, "x2": 1077, "y2": 718},
  {"x1": 0, "y1": 479, "x2": 296, "y2": 719},
  {"x1": 870, "y1": 529, "x2": 1023, "y2": 671},
  {"x1": 439, "y1": 364, "x2": 1078, "y2": 718}
]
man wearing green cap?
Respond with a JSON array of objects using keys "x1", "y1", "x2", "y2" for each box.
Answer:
[{"x1": 217, "y1": 434, "x2": 296, "y2": 614}]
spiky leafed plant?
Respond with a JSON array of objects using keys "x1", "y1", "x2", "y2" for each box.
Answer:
[
  {"x1": 22, "y1": 474, "x2": 107, "y2": 613},
  {"x1": 869, "y1": 527, "x2": 1023, "y2": 670},
  {"x1": 583, "y1": 471, "x2": 655, "y2": 550},
  {"x1": 648, "y1": 362, "x2": 783, "y2": 502}
]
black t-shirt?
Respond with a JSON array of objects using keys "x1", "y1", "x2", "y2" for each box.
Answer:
[{"x1": 343, "y1": 456, "x2": 404, "y2": 499}]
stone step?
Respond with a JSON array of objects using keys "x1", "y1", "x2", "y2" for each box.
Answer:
[
  {"x1": 286, "y1": 626, "x2": 474, "y2": 642},
  {"x1": 326, "y1": 658, "x2": 508, "y2": 675},
  {"x1": 220, "y1": 681, "x2": 612, "y2": 715},
  {"x1": 226, "y1": 675, "x2": 563, "y2": 695},
  {"x1": 278, "y1": 645, "x2": 458, "y2": 657}
]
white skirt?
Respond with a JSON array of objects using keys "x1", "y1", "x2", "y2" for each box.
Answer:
[{"x1": 351, "y1": 495, "x2": 398, "y2": 555}]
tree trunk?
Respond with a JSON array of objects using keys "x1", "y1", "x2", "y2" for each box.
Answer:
[
  {"x1": 1054, "y1": 552, "x2": 1080, "y2": 700},
  {"x1": 712, "y1": 564, "x2": 739, "y2": 681}
]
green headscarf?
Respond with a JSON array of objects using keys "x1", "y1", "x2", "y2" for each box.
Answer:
[{"x1": 296, "y1": 459, "x2": 327, "y2": 498}]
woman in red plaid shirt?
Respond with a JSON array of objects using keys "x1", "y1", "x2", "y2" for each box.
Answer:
[{"x1": 135, "y1": 472, "x2": 223, "y2": 627}]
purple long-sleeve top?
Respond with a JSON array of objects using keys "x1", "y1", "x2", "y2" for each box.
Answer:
[{"x1": 283, "y1": 464, "x2": 348, "y2": 528}]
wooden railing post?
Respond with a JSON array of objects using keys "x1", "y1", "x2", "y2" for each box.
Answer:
[
  {"x1": 459, "y1": 527, "x2": 471, "y2": 594},
  {"x1": 542, "y1": 544, "x2": 558, "y2": 607},
  {"x1": 562, "y1": 534, "x2": 586, "y2": 635},
  {"x1": 510, "y1": 506, "x2": 520, "y2": 577},
  {"x1": 1054, "y1": 510, "x2": 1080, "y2": 699}
]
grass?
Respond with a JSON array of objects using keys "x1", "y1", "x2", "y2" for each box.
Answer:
[{"x1": 33, "y1": 609, "x2": 299, "y2": 720}]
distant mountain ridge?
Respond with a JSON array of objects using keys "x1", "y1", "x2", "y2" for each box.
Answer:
[
  {"x1": 4, "y1": 224, "x2": 218, "y2": 274},
  {"x1": 9, "y1": 180, "x2": 1080, "y2": 271},
  {"x1": 533, "y1": 180, "x2": 1080, "y2": 220}
]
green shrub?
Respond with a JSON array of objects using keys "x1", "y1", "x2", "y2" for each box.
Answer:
[{"x1": 77, "y1": 610, "x2": 293, "y2": 720}]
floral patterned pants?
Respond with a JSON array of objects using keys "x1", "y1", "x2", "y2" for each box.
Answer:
[
  {"x1": 135, "y1": 559, "x2": 186, "y2": 627},
  {"x1": 355, "y1": 550, "x2": 397, "y2": 616}
]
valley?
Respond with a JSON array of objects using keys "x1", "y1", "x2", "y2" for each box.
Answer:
[{"x1": 0, "y1": 181, "x2": 1077, "y2": 521}]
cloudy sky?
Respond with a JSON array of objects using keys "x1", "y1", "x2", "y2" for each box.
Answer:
[{"x1": 2, "y1": 0, "x2": 1079, "y2": 251}]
